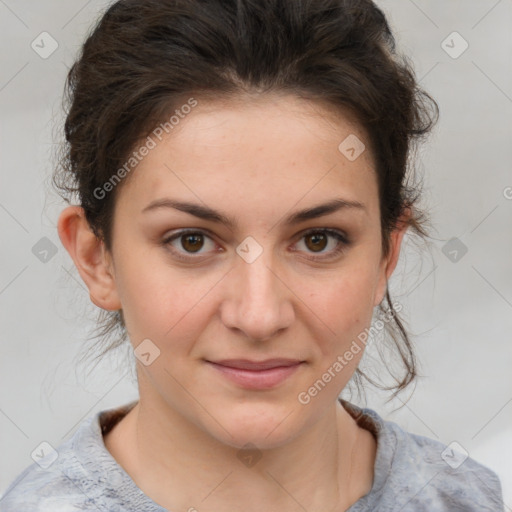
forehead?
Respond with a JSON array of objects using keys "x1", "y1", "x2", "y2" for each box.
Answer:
[{"x1": 118, "y1": 93, "x2": 378, "y2": 218}]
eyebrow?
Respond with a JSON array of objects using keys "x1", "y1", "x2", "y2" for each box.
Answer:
[{"x1": 141, "y1": 197, "x2": 366, "y2": 228}]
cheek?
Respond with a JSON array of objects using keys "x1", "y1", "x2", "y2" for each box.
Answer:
[
  {"x1": 302, "y1": 263, "x2": 378, "y2": 356},
  {"x1": 113, "y1": 254, "x2": 216, "y2": 348},
  {"x1": 114, "y1": 235, "x2": 380, "y2": 363}
]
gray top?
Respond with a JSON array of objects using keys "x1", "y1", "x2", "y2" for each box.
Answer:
[{"x1": 0, "y1": 398, "x2": 505, "y2": 511}]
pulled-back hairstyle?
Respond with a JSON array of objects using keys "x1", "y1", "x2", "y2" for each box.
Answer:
[{"x1": 53, "y1": 0, "x2": 439, "y2": 402}]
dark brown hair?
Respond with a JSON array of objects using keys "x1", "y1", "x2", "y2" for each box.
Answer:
[{"x1": 53, "y1": 0, "x2": 439, "y2": 402}]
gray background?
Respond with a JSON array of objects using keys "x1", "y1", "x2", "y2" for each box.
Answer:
[{"x1": 1, "y1": 0, "x2": 511, "y2": 507}]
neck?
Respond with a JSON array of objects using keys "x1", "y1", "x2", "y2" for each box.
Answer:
[{"x1": 104, "y1": 394, "x2": 373, "y2": 512}]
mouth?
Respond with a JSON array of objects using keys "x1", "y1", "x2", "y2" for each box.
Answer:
[
  {"x1": 209, "y1": 358, "x2": 304, "y2": 370},
  {"x1": 204, "y1": 358, "x2": 305, "y2": 389}
]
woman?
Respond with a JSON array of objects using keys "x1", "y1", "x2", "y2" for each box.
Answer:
[{"x1": 1, "y1": 0, "x2": 505, "y2": 510}]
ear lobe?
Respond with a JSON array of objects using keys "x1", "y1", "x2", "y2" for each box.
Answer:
[
  {"x1": 373, "y1": 208, "x2": 411, "y2": 307},
  {"x1": 57, "y1": 206, "x2": 121, "y2": 311}
]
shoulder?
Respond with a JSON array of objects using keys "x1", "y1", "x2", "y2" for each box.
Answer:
[
  {"x1": 0, "y1": 416, "x2": 99, "y2": 511},
  {"x1": 0, "y1": 402, "x2": 142, "y2": 512},
  {"x1": 341, "y1": 400, "x2": 505, "y2": 512},
  {"x1": 0, "y1": 463, "x2": 93, "y2": 512},
  {"x1": 376, "y1": 411, "x2": 504, "y2": 511}
]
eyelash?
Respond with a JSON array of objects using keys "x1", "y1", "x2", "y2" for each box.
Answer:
[{"x1": 161, "y1": 228, "x2": 350, "y2": 263}]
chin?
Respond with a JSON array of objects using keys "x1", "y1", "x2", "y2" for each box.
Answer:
[{"x1": 202, "y1": 403, "x2": 305, "y2": 450}]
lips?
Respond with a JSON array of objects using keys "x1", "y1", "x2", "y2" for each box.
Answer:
[
  {"x1": 205, "y1": 358, "x2": 305, "y2": 389},
  {"x1": 209, "y1": 358, "x2": 304, "y2": 370}
]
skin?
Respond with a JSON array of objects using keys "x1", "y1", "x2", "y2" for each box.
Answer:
[{"x1": 58, "y1": 93, "x2": 409, "y2": 512}]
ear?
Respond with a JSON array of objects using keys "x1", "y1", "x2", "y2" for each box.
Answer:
[
  {"x1": 57, "y1": 206, "x2": 121, "y2": 311},
  {"x1": 373, "y1": 207, "x2": 411, "y2": 307}
]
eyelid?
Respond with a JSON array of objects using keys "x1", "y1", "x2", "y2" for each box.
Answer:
[
  {"x1": 162, "y1": 227, "x2": 350, "y2": 261},
  {"x1": 296, "y1": 227, "x2": 350, "y2": 244},
  {"x1": 161, "y1": 229, "x2": 220, "y2": 261},
  {"x1": 291, "y1": 227, "x2": 350, "y2": 261}
]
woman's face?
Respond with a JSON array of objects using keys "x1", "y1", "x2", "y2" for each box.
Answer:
[{"x1": 73, "y1": 94, "x2": 407, "y2": 449}]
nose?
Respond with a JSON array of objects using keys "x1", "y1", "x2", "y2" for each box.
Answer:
[{"x1": 220, "y1": 250, "x2": 295, "y2": 342}]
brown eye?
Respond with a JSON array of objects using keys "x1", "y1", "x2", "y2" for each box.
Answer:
[
  {"x1": 304, "y1": 232, "x2": 328, "y2": 252},
  {"x1": 180, "y1": 233, "x2": 204, "y2": 253},
  {"x1": 163, "y1": 230, "x2": 217, "y2": 259},
  {"x1": 294, "y1": 228, "x2": 349, "y2": 261}
]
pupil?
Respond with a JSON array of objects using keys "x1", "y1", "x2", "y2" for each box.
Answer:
[
  {"x1": 307, "y1": 233, "x2": 327, "y2": 252},
  {"x1": 182, "y1": 234, "x2": 203, "y2": 252}
]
